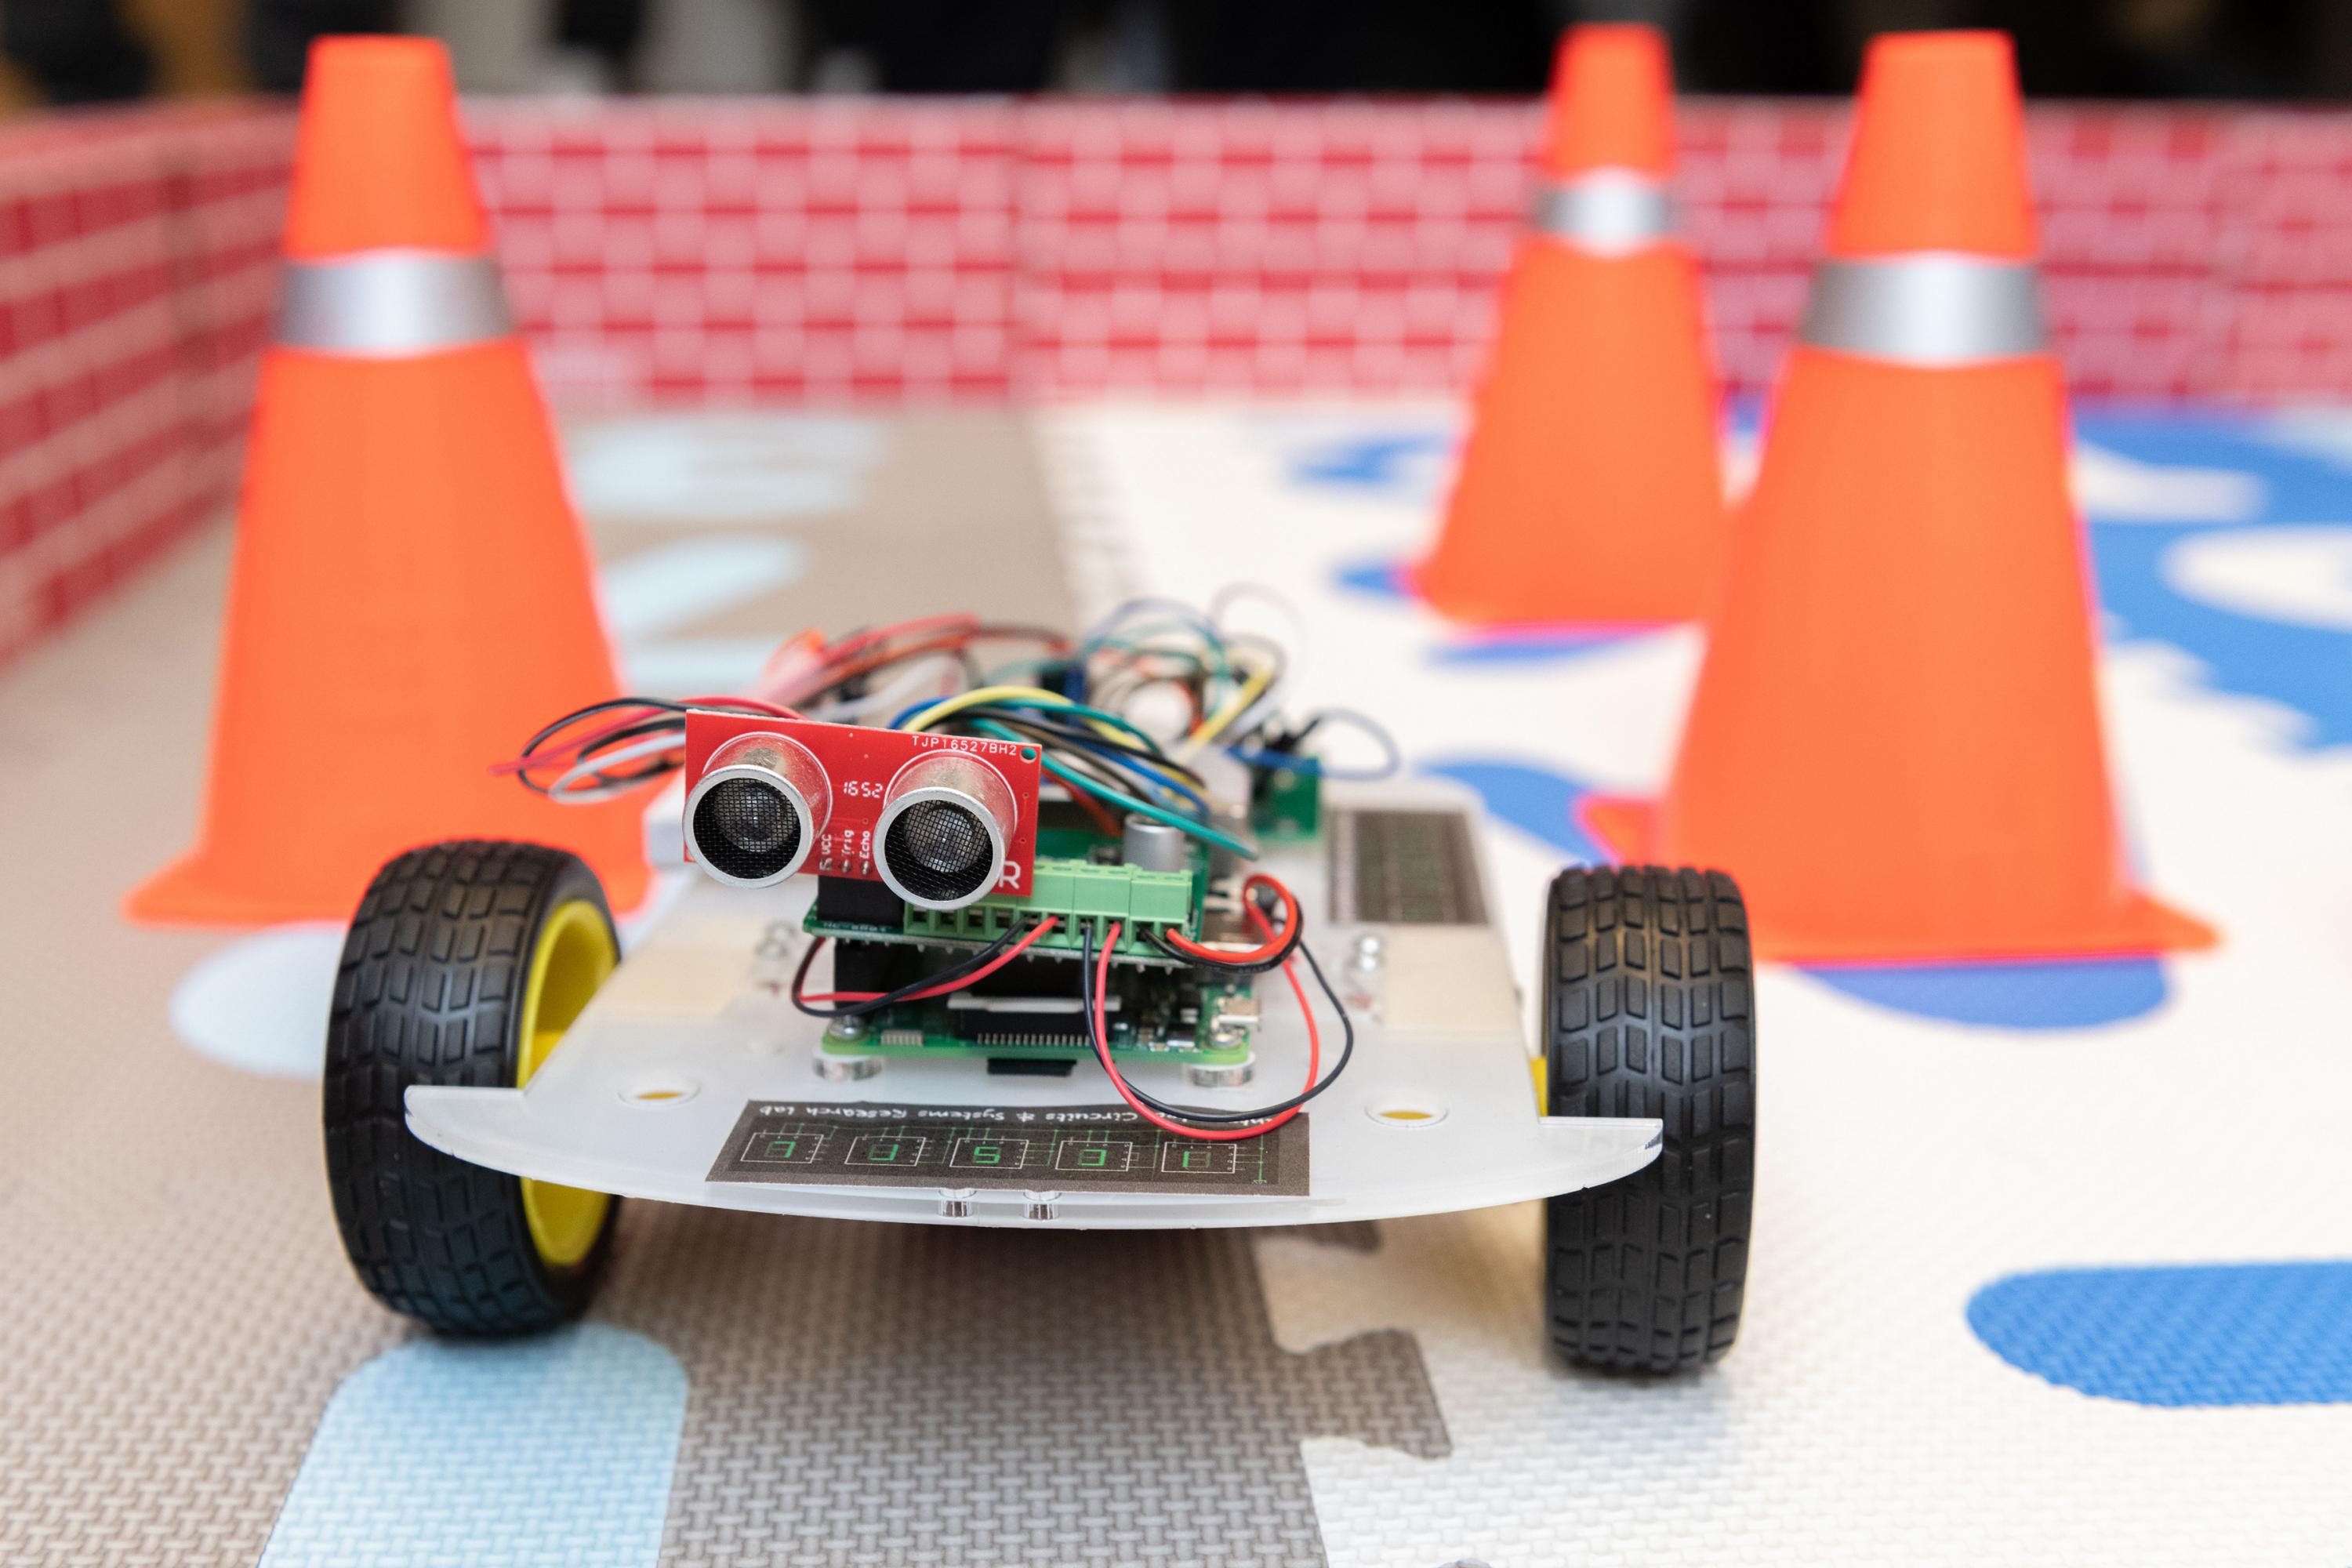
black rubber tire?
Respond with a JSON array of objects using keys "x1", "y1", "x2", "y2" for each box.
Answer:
[
  {"x1": 324, "y1": 839, "x2": 619, "y2": 1336},
  {"x1": 1542, "y1": 865, "x2": 1755, "y2": 1374}
]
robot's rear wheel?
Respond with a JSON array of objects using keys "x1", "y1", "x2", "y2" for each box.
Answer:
[{"x1": 1541, "y1": 865, "x2": 1755, "y2": 1374}]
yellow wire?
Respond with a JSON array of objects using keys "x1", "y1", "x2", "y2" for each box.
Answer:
[
  {"x1": 901, "y1": 684, "x2": 1074, "y2": 733},
  {"x1": 1176, "y1": 652, "x2": 1273, "y2": 760},
  {"x1": 902, "y1": 684, "x2": 1132, "y2": 746}
]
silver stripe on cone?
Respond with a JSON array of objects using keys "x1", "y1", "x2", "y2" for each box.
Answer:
[
  {"x1": 1527, "y1": 169, "x2": 1677, "y2": 255},
  {"x1": 274, "y1": 249, "x2": 514, "y2": 358},
  {"x1": 1799, "y1": 253, "x2": 2048, "y2": 366}
]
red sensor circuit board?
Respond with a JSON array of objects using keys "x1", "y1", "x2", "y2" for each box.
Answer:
[{"x1": 681, "y1": 710, "x2": 1043, "y2": 897}]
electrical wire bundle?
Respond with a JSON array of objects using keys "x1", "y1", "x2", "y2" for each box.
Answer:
[
  {"x1": 1080, "y1": 878, "x2": 1356, "y2": 1142},
  {"x1": 496, "y1": 616, "x2": 1069, "y2": 801},
  {"x1": 1073, "y1": 594, "x2": 1402, "y2": 785},
  {"x1": 788, "y1": 916, "x2": 1063, "y2": 1018},
  {"x1": 499, "y1": 693, "x2": 805, "y2": 804},
  {"x1": 887, "y1": 684, "x2": 1245, "y2": 855},
  {"x1": 503, "y1": 592, "x2": 1391, "y2": 1142},
  {"x1": 877, "y1": 594, "x2": 1400, "y2": 853}
]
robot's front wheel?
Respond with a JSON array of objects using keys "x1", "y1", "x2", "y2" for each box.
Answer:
[
  {"x1": 1542, "y1": 865, "x2": 1756, "y2": 1374},
  {"x1": 324, "y1": 839, "x2": 621, "y2": 1335}
]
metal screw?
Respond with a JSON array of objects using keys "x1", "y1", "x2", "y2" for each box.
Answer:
[
  {"x1": 1186, "y1": 1057, "x2": 1255, "y2": 1088},
  {"x1": 1352, "y1": 931, "x2": 1386, "y2": 970},
  {"x1": 814, "y1": 1049, "x2": 883, "y2": 1083}
]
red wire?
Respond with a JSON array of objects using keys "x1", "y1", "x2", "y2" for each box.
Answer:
[
  {"x1": 796, "y1": 632, "x2": 985, "y2": 695},
  {"x1": 812, "y1": 614, "x2": 981, "y2": 673},
  {"x1": 1161, "y1": 874, "x2": 1298, "y2": 964},
  {"x1": 1088, "y1": 908, "x2": 1320, "y2": 1142},
  {"x1": 797, "y1": 916, "x2": 1062, "y2": 1004}
]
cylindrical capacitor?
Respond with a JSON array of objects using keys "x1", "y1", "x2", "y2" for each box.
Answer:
[{"x1": 1121, "y1": 815, "x2": 1189, "y2": 873}]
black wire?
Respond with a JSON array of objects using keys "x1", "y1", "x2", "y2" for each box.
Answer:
[
  {"x1": 1082, "y1": 914, "x2": 1356, "y2": 1127},
  {"x1": 520, "y1": 757, "x2": 684, "y2": 797},
  {"x1": 789, "y1": 920, "x2": 1038, "y2": 1021},
  {"x1": 512, "y1": 694, "x2": 793, "y2": 796},
  {"x1": 1138, "y1": 922, "x2": 1301, "y2": 976},
  {"x1": 514, "y1": 713, "x2": 691, "y2": 793},
  {"x1": 971, "y1": 705, "x2": 1204, "y2": 782},
  {"x1": 516, "y1": 695, "x2": 691, "y2": 760},
  {"x1": 946, "y1": 707, "x2": 1218, "y2": 828},
  {"x1": 1137, "y1": 880, "x2": 1301, "y2": 975},
  {"x1": 969, "y1": 712, "x2": 1142, "y2": 786}
]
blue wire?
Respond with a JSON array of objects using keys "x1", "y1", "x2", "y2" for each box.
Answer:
[
  {"x1": 882, "y1": 695, "x2": 1206, "y2": 813},
  {"x1": 1060, "y1": 733, "x2": 1210, "y2": 817},
  {"x1": 969, "y1": 719, "x2": 1254, "y2": 858},
  {"x1": 1231, "y1": 707, "x2": 1402, "y2": 782}
]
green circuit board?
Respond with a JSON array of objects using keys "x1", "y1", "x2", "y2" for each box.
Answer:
[
  {"x1": 812, "y1": 967, "x2": 1258, "y2": 1065},
  {"x1": 805, "y1": 818, "x2": 1266, "y2": 1065}
]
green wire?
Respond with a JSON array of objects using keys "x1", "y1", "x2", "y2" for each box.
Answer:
[
  {"x1": 1080, "y1": 619, "x2": 1232, "y2": 681},
  {"x1": 969, "y1": 718, "x2": 1256, "y2": 860}
]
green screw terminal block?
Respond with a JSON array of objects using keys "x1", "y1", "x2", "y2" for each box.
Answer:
[{"x1": 902, "y1": 855, "x2": 1197, "y2": 953}]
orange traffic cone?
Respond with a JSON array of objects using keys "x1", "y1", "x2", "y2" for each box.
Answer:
[
  {"x1": 126, "y1": 36, "x2": 648, "y2": 925},
  {"x1": 1583, "y1": 31, "x2": 2212, "y2": 964},
  {"x1": 1415, "y1": 24, "x2": 1726, "y2": 626}
]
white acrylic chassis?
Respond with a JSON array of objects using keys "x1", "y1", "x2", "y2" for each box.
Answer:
[{"x1": 405, "y1": 779, "x2": 1664, "y2": 1229}]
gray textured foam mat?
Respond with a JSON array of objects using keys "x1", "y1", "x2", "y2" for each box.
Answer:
[
  {"x1": 0, "y1": 409, "x2": 1450, "y2": 1568},
  {"x1": 617, "y1": 1212, "x2": 1444, "y2": 1566}
]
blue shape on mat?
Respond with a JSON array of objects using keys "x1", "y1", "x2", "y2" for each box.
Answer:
[
  {"x1": 1331, "y1": 556, "x2": 1642, "y2": 665},
  {"x1": 1439, "y1": 757, "x2": 2172, "y2": 1030},
  {"x1": 1805, "y1": 959, "x2": 2168, "y2": 1030},
  {"x1": 260, "y1": 1324, "x2": 687, "y2": 1567},
  {"x1": 2075, "y1": 409, "x2": 2352, "y2": 752},
  {"x1": 1969, "y1": 1261, "x2": 2352, "y2": 1407},
  {"x1": 1421, "y1": 758, "x2": 1603, "y2": 862},
  {"x1": 2094, "y1": 522, "x2": 2352, "y2": 750},
  {"x1": 1334, "y1": 555, "x2": 1414, "y2": 601}
]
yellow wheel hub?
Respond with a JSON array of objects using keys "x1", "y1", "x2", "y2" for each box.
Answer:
[{"x1": 515, "y1": 898, "x2": 618, "y2": 1269}]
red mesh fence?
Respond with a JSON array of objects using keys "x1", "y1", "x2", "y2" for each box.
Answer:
[
  {"x1": 2, "y1": 94, "x2": 2348, "y2": 665},
  {"x1": 0, "y1": 103, "x2": 288, "y2": 666}
]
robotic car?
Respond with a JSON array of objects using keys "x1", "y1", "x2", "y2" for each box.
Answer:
[{"x1": 323, "y1": 603, "x2": 1755, "y2": 1374}]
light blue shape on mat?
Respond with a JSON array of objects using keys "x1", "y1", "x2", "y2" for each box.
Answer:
[
  {"x1": 1969, "y1": 1261, "x2": 2352, "y2": 1406},
  {"x1": 1426, "y1": 628, "x2": 1634, "y2": 665},
  {"x1": 1804, "y1": 959, "x2": 2169, "y2": 1029},
  {"x1": 1287, "y1": 429, "x2": 1452, "y2": 501},
  {"x1": 260, "y1": 1323, "x2": 687, "y2": 1568},
  {"x1": 1421, "y1": 757, "x2": 1604, "y2": 863}
]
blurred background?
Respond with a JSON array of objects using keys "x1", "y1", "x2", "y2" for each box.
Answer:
[
  {"x1": 1, "y1": 1, "x2": 2347, "y2": 674},
  {"x1": 4, "y1": 0, "x2": 2350, "y2": 104}
]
